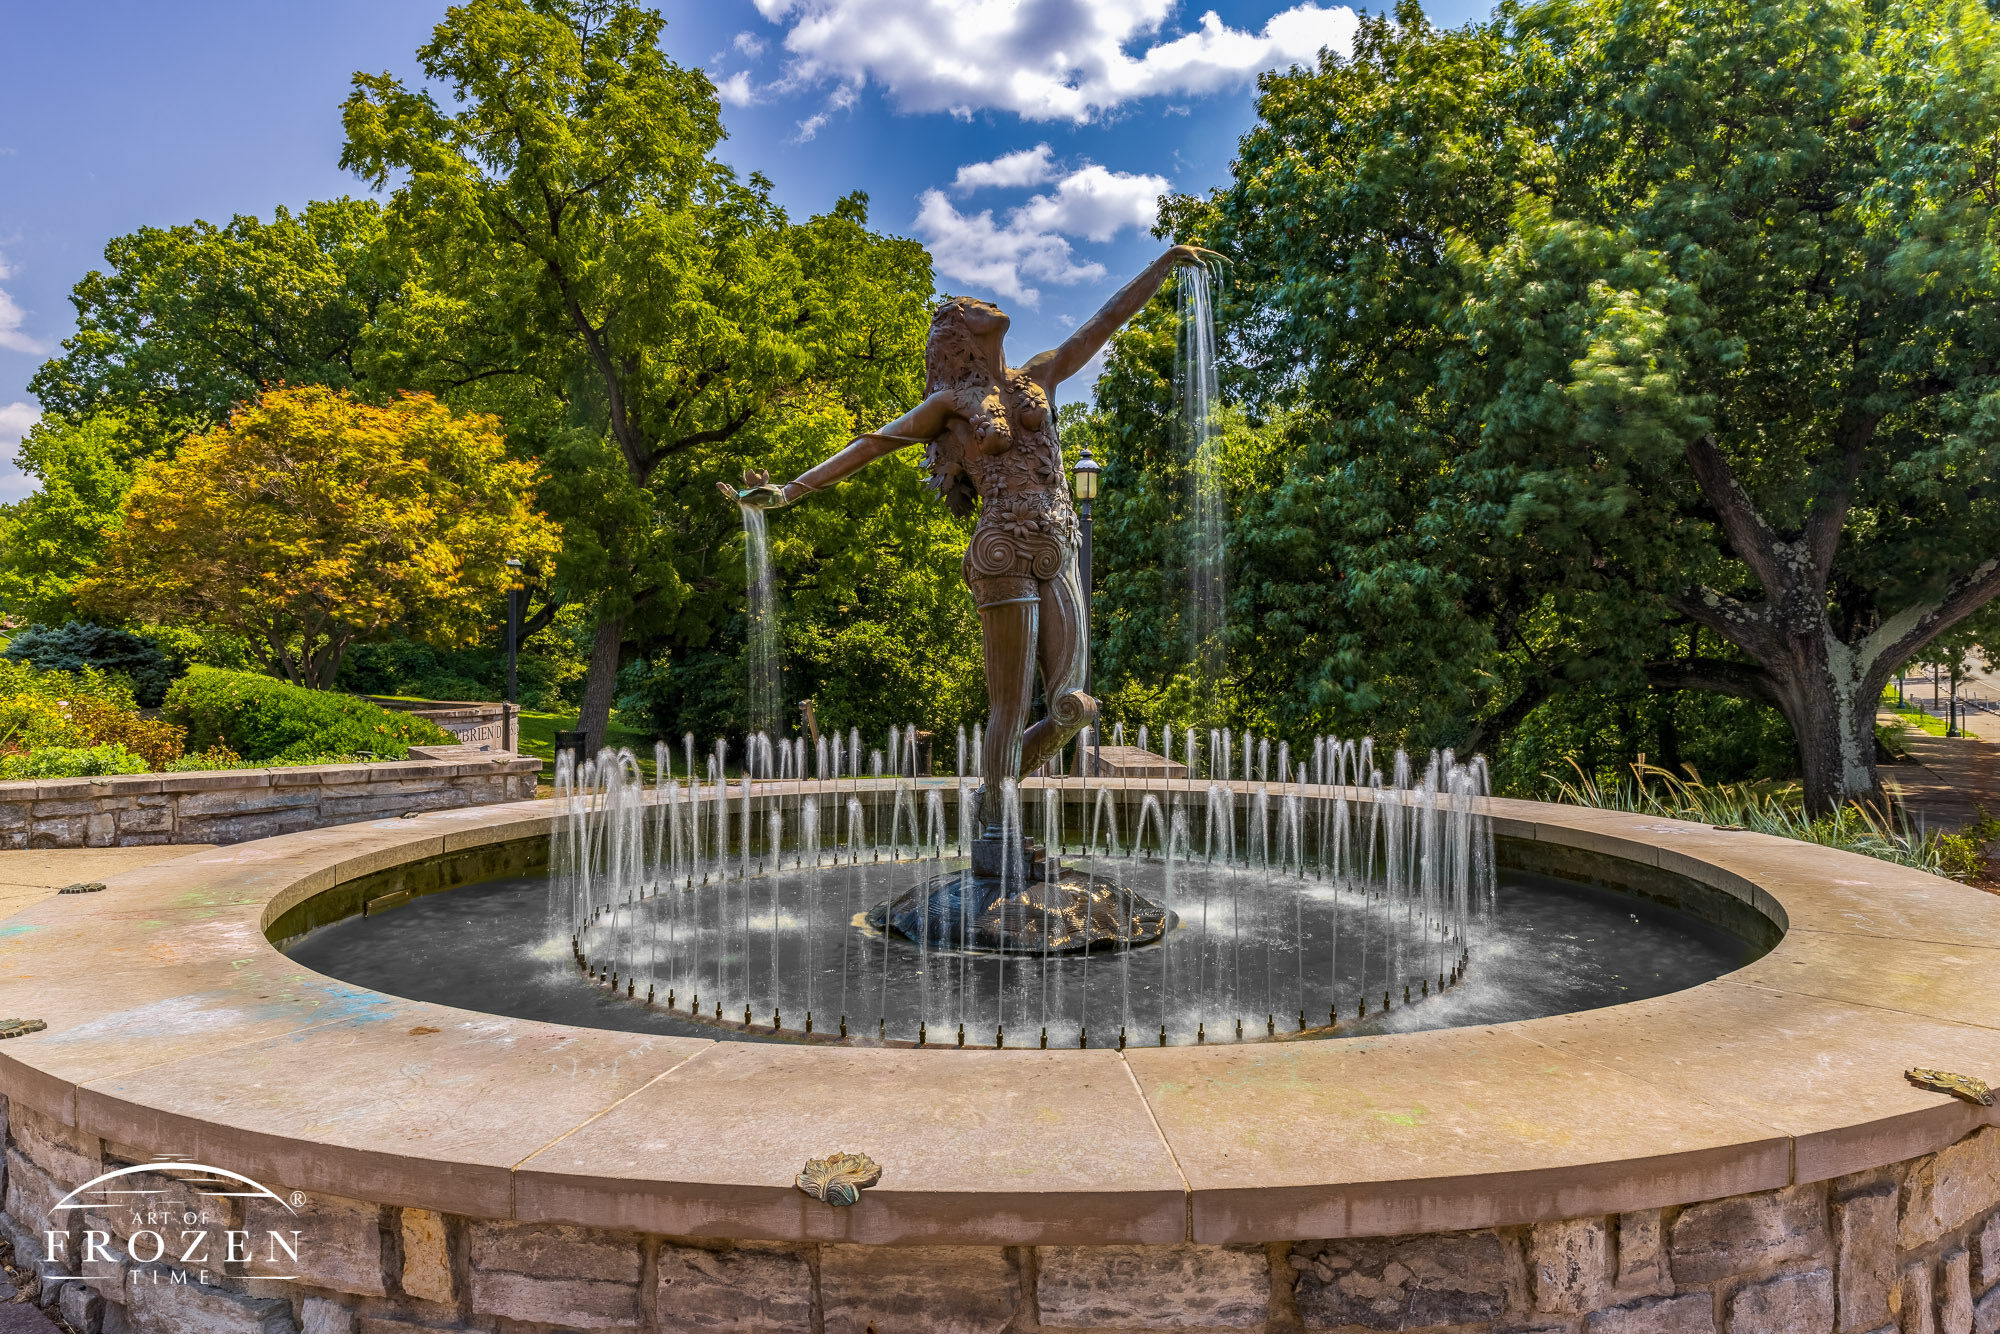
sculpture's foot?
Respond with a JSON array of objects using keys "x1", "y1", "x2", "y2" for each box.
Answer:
[{"x1": 865, "y1": 839, "x2": 1172, "y2": 953}]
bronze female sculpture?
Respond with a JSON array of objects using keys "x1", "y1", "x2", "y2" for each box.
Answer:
[{"x1": 725, "y1": 244, "x2": 1214, "y2": 950}]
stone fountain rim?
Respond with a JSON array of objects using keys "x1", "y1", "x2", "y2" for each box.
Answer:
[{"x1": 2, "y1": 779, "x2": 1996, "y2": 1248}]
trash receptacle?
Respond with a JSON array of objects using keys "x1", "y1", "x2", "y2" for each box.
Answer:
[{"x1": 553, "y1": 729, "x2": 590, "y2": 775}]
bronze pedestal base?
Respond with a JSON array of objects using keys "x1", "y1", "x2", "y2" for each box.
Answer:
[{"x1": 865, "y1": 837, "x2": 1171, "y2": 954}]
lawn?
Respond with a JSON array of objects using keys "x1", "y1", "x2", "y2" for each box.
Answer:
[
  {"x1": 1882, "y1": 686, "x2": 1952, "y2": 737},
  {"x1": 516, "y1": 708, "x2": 663, "y2": 779}
]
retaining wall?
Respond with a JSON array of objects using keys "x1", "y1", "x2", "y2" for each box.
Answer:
[
  {"x1": 4, "y1": 1103, "x2": 1996, "y2": 1332},
  {"x1": 0, "y1": 756, "x2": 541, "y2": 848}
]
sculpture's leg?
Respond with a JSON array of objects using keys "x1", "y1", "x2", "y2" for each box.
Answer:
[
  {"x1": 1019, "y1": 556, "x2": 1098, "y2": 778},
  {"x1": 976, "y1": 595, "x2": 1039, "y2": 833}
]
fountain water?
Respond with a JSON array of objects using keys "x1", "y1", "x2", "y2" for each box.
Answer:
[
  {"x1": 739, "y1": 502, "x2": 781, "y2": 735},
  {"x1": 1180, "y1": 264, "x2": 1226, "y2": 685},
  {"x1": 550, "y1": 729, "x2": 1491, "y2": 1048}
]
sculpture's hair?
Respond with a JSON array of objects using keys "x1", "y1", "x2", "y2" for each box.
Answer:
[
  {"x1": 924, "y1": 297, "x2": 988, "y2": 397},
  {"x1": 922, "y1": 298, "x2": 992, "y2": 517}
]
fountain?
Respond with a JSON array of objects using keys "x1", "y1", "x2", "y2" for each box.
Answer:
[
  {"x1": 739, "y1": 501, "x2": 781, "y2": 736},
  {"x1": 22, "y1": 761, "x2": 1995, "y2": 1334},
  {"x1": 531, "y1": 731, "x2": 1491, "y2": 1048},
  {"x1": 719, "y1": 244, "x2": 1234, "y2": 955},
  {"x1": 284, "y1": 725, "x2": 1764, "y2": 1057},
  {"x1": 290, "y1": 258, "x2": 1751, "y2": 1050}
]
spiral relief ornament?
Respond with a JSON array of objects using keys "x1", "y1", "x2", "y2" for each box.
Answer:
[
  {"x1": 1049, "y1": 687, "x2": 1092, "y2": 729},
  {"x1": 967, "y1": 524, "x2": 1023, "y2": 578}
]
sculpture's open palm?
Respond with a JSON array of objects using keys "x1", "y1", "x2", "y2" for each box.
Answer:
[{"x1": 719, "y1": 468, "x2": 787, "y2": 509}]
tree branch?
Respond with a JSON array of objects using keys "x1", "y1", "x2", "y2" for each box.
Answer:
[
  {"x1": 1683, "y1": 434, "x2": 1785, "y2": 596},
  {"x1": 1643, "y1": 658, "x2": 1784, "y2": 709},
  {"x1": 1859, "y1": 556, "x2": 2000, "y2": 692},
  {"x1": 443, "y1": 365, "x2": 526, "y2": 391},
  {"x1": 514, "y1": 594, "x2": 562, "y2": 650},
  {"x1": 1463, "y1": 679, "x2": 1548, "y2": 755},
  {"x1": 547, "y1": 267, "x2": 646, "y2": 478},
  {"x1": 644, "y1": 404, "x2": 760, "y2": 475},
  {"x1": 1801, "y1": 410, "x2": 1880, "y2": 587},
  {"x1": 1667, "y1": 589, "x2": 1777, "y2": 658}
]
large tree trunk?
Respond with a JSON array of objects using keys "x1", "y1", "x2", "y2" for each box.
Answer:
[
  {"x1": 1644, "y1": 641, "x2": 1882, "y2": 813},
  {"x1": 576, "y1": 611, "x2": 625, "y2": 754},
  {"x1": 1671, "y1": 434, "x2": 1895, "y2": 815},
  {"x1": 1762, "y1": 633, "x2": 1886, "y2": 815}
]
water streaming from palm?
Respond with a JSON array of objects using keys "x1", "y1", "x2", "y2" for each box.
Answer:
[{"x1": 1180, "y1": 265, "x2": 1227, "y2": 690}]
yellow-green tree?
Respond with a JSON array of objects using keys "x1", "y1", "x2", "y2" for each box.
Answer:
[{"x1": 81, "y1": 385, "x2": 558, "y2": 688}]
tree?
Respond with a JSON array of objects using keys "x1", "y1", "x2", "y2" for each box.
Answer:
[
  {"x1": 28, "y1": 200, "x2": 396, "y2": 453},
  {"x1": 6, "y1": 202, "x2": 406, "y2": 623},
  {"x1": 1162, "y1": 0, "x2": 2000, "y2": 811},
  {"x1": 2, "y1": 622, "x2": 180, "y2": 708},
  {"x1": 340, "y1": 0, "x2": 936, "y2": 747},
  {"x1": 0, "y1": 414, "x2": 144, "y2": 623},
  {"x1": 78, "y1": 386, "x2": 558, "y2": 688}
]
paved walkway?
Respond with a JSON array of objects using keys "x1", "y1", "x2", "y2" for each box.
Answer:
[
  {"x1": 1876, "y1": 700, "x2": 2000, "y2": 841},
  {"x1": 0, "y1": 845, "x2": 214, "y2": 921}
]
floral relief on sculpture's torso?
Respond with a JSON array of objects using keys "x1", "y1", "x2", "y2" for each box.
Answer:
[{"x1": 958, "y1": 373, "x2": 1080, "y2": 551}]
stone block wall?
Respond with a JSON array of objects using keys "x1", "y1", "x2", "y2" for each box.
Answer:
[
  {"x1": 0, "y1": 757, "x2": 541, "y2": 849},
  {"x1": 363, "y1": 700, "x2": 517, "y2": 752},
  {"x1": 6, "y1": 1093, "x2": 2000, "y2": 1334}
]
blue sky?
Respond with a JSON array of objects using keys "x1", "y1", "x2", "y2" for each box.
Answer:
[{"x1": 0, "y1": 0, "x2": 1491, "y2": 500}]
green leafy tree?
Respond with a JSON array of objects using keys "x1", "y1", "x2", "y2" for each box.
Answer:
[
  {"x1": 1158, "y1": 0, "x2": 2000, "y2": 811},
  {"x1": 340, "y1": 0, "x2": 938, "y2": 748},
  {"x1": 0, "y1": 414, "x2": 144, "y2": 622},
  {"x1": 8, "y1": 203, "x2": 405, "y2": 622},
  {"x1": 28, "y1": 200, "x2": 395, "y2": 452}
]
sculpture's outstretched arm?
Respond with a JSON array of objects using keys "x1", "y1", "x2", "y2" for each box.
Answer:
[
  {"x1": 720, "y1": 391, "x2": 956, "y2": 508},
  {"x1": 1022, "y1": 244, "x2": 1223, "y2": 393}
]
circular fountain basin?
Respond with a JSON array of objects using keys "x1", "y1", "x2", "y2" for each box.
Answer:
[
  {"x1": 312, "y1": 765, "x2": 1759, "y2": 1051},
  {"x1": 3, "y1": 780, "x2": 1999, "y2": 1252},
  {"x1": 282, "y1": 857, "x2": 1762, "y2": 1048}
]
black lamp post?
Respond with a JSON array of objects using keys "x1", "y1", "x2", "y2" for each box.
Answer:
[
  {"x1": 504, "y1": 559, "x2": 523, "y2": 752},
  {"x1": 1071, "y1": 443, "x2": 1100, "y2": 698}
]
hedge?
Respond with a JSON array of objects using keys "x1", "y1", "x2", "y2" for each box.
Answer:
[
  {"x1": 162, "y1": 667, "x2": 455, "y2": 763},
  {"x1": 0, "y1": 744, "x2": 149, "y2": 780}
]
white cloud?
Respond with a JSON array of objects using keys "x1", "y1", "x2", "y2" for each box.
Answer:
[
  {"x1": 913, "y1": 161, "x2": 1168, "y2": 305},
  {"x1": 733, "y1": 30, "x2": 767, "y2": 57},
  {"x1": 794, "y1": 82, "x2": 858, "y2": 141},
  {"x1": 715, "y1": 71, "x2": 758, "y2": 106},
  {"x1": 953, "y1": 144, "x2": 1056, "y2": 193},
  {"x1": 755, "y1": 0, "x2": 1357, "y2": 121},
  {"x1": 0, "y1": 401, "x2": 41, "y2": 503},
  {"x1": 1015, "y1": 164, "x2": 1167, "y2": 242},
  {"x1": 0, "y1": 257, "x2": 47, "y2": 356},
  {"x1": 913, "y1": 191, "x2": 1100, "y2": 306}
]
